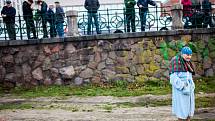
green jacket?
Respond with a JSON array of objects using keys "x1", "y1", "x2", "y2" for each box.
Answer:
[{"x1": 124, "y1": 0, "x2": 136, "y2": 8}]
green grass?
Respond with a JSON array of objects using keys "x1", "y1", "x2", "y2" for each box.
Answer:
[
  {"x1": 116, "y1": 96, "x2": 215, "y2": 109},
  {"x1": 0, "y1": 84, "x2": 171, "y2": 98},
  {"x1": 0, "y1": 76, "x2": 214, "y2": 98},
  {"x1": 0, "y1": 103, "x2": 33, "y2": 110},
  {"x1": 195, "y1": 77, "x2": 215, "y2": 93}
]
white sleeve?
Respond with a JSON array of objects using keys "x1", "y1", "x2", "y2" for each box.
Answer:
[{"x1": 170, "y1": 72, "x2": 185, "y2": 90}]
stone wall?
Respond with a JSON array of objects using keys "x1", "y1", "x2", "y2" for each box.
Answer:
[{"x1": 0, "y1": 29, "x2": 215, "y2": 88}]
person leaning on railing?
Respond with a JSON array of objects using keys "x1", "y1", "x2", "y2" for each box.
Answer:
[
  {"x1": 181, "y1": 0, "x2": 192, "y2": 29},
  {"x1": 137, "y1": 0, "x2": 157, "y2": 31},
  {"x1": 22, "y1": 0, "x2": 37, "y2": 39},
  {"x1": 202, "y1": 0, "x2": 214, "y2": 28},
  {"x1": 124, "y1": 0, "x2": 136, "y2": 32},
  {"x1": 55, "y1": 1, "x2": 65, "y2": 38},
  {"x1": 1, "y1": 0, "x2": 16, "y2": 40},
  {"x1": 190, "y1": 2, "x2": 203, "y2": 28},
  {"x1": 36, "y1": 0, "x2": 48, "y2": 38},
  {"x1": 84, "y1": 0, "x2": 101, "y2": 35},
  {"x1": 46, "y1": 4, "x2": 57, "y2": 38}
]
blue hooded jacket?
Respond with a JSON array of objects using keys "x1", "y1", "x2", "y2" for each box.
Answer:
[{"x1": 137, "y1": 0, "x2": 157, "y2": 11}]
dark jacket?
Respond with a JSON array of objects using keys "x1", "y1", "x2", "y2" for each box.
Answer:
[
  {"x1": 125, "y1": 0, "x2": 136, "y2": 8},
  {"x1": 46, "y1": 8, "x2": 55, "y2": 24},
  {"x1": 1, "y1": 6, "x2": 16, "y2": 23},
  {"x1": 202, "y1": 0, "x2": 212, "y2": 13},
  {"x1": 55, "y1": 6, "x2": 64, "y2": 24},
  {"x1": 37, "y1": 1, "x2": 47, "y2": 16},
  {"x1": 84, "y1": 0, "x2": 100, "y2": 13},
  {"x1": 137, "y1": 0, "x2": 156, "y2": 11},
  {"x1": 22, "y1": 1, "x2": 33, "y2": 20}
]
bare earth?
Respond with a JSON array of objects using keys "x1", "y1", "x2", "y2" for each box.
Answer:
[{"x1": 0, "y1": 93, "x2": 215, "y2": 121}]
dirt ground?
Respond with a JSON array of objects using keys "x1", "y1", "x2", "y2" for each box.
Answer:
[{"x1": 0, "y1": 94, "x2": 215, "y2": 121}]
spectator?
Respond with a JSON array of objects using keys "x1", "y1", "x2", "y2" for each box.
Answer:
[
  {"x1": 22, "y1": 0, "x2": 37, "y2": 39},
  {"x1": 55, "y1": 1, "x2": 65, "y2": 38},
  {"x1": 84, "y1": 0, "x2": 101, "y2": 35},
  {"x1": 137, "y1": 0, "x2": 157, "y2": 31},
  {"x1": 37, "y1": 0, "x2": 48, "y2": 38},
  {"x1": 202, "y1": 0, "x2": 214, "y2": 28},
  {"x1": 181, "y1": 0, "x2": 192, "y2": 29},
  {"x1": 124, "y1": 0, "x2": 136, "y2": 32},
  {"x1": 190, "y1": 2, "x2": 203, "y2": 28},
  {"x1": 46, "y1": 4, "x2": 56, "y2": 38},
  {"x1": 1, "y1": 0, "x2": 16, "y2": 40},
  {"x1": 169, "y1": 46, "x2": 195, "y2": 121}
]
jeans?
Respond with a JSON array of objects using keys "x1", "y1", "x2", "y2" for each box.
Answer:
[
  {"x1": 56, "y1": 22, "x2": 64, "y2": 37},
  {"x1": 87, "y1": 12, "x2": 101, "y2": 35},
  {"x1": 25, "y1": 17, "x2": 37, "y2": 39},
  {"x1": 41, "y1": 15, "x2": 48, "y2": 38},
  {"x1": 139, "y1": 9, "x2": 148, "y2": 31},
  {"x1": 48, "y1": 22, "x2": 56, "y2": 37},
  {"x1": 5, "y1": 23, "x2": 16, "y2": 40},
  {"x1": 125, "y1": 9, "x2": 136, "y2": 32}
]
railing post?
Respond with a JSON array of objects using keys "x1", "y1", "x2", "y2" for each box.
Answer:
[
  {"x1": 156, "y1": 6, "x2": 159, "y2": 31},
  {"x1": 18, "y1": 14, "x2": 23, "y2": 40},
  {"x1": 66, "y1": 10, "x2": 79, "y2": 36},
  {"x1": 123, "y1": 7, "x2": 126, "y2": 32},
  {"x1": 171, "y1": 4, "x2": 183, "y2": 30},
  {"x1": 107, "y1": 8, "x2": 110, "y2": 34}
]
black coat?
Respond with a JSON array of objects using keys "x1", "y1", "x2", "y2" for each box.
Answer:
[
  {"x1": 137, "y1": 0, "x2": 156, "y2": 12},
  {"x1": 37, "y1": 1, "x2": 48, "y2": 16},
  {"x1": 1, "y1": 6, "x2": 16, "y2": 23},
  {"x1": 22, "y1": 1, "x2": 33, "y2": 21},
  {"x1": 46, "y1": 8, "x2": 55, "y2": 24},
  {"x1": 55, "y1": 6, "x2": 65, "y2": 24},
  {"x1": 84, "y1": 0, "x2": 100, "y2": 13}
]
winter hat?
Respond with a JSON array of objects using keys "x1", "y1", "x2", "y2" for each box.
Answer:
[
  {"x1": 181, "y1": 46, "x2": 192, "y2": 55},
  {"x1": 6, "y1": 0, "x2": 11, "y2": 4}
]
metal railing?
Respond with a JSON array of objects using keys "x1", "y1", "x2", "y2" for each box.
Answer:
[
  {"x1": 0, "y1": 4, "x2": 215, "y2": 40},
  {"x1": 77, "y1": 6, "x2": 173, "y2": 35}
]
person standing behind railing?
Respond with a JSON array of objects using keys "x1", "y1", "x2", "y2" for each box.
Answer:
[
  {"x1": 84, "y1": 0, "x2": 101, "y2": 35},
  {"x1": 124, "y1": 0, "x2": 136, "y2": 32},
  {"x1": 190, "y1": 2, "x2": 203, "y2": 28},
  {"x1": 182, "y1": 0, "x2": 192, "y2": 29},
  {"x1": 202, "y1": 0, "x2": 214, "y2": 28},
  {"x1": 22, "y1": 0, "x2": 37, "y2": 39},
  {"x1": 46, "y1": 4, "x2": 56, "y2": 38},
  {"x1": 37, "y1": 0, "x2": 48, "y2": 38},
  {"x1": 1, "y1": 0, "x2": 16, "y2": 40},
  {"x1": 137, "y1": 0, "x2": 157, "y2": 31},
  {"x1": 55, "y1": 1, "x2": 65, "y2": 38}
]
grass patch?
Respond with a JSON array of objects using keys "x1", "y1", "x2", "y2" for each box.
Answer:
[
  {"x1": 99, "y1": 104, "x2": 114, "y2": 112},
  {"x1": 116, "y1": 100, "x2": 171, "y2": 108},
  {"x1": 0, "y1": 76, "x2": 214, "y2": 98},
  {"x1": 195, "y1": 96, "x2": 215, "y2": 108},
  {"x1": 195, "y1": 77, "x2": 215, "y2": 93},
  {"x1": 0, "y1": 83, "x2": 171, "y2": 98},
  {"x1": 116, "y1": 96, "x2": 215, "y2": 108},
  {"x1": 0, "y1": 103, "x2": 33, "y2": 110}
]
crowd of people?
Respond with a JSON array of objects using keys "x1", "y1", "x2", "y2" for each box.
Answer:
[
  {"x1": 1, "y1": 0, "x2": 65, "y2": 40},
  {"x1": 182, "y1": 0, "x2": 214, "y2": 29},
  {"x1": 0, "y1": 0, "x2": 214, "y2": 40}
]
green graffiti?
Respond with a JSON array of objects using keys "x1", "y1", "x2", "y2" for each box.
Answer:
[{"x1": 160, "y1": 38, "x2": 215, "y2": 62}]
